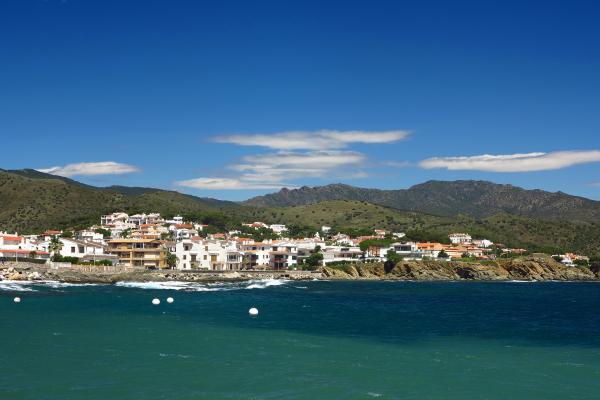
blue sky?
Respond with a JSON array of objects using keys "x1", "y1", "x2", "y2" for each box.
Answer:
[{"x1": 1, "y1": 0, "x2": 599, "y2": 200}]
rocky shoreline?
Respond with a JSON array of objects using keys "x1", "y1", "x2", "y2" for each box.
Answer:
[
  {"x1": 321, "y1": 255, "x2": 600, "y2": 281},
  {"x1": 1, "y1": 255, "x2": 599, "y2": 284}
]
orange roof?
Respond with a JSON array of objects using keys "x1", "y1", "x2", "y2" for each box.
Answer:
[
  {"x1": 43, "y1": 230, "x2": 62, "y2": 235},
  {"x1": 175, "y1": 224, "x2": 194, "y2": 229},
  {"x1": 0, "y1": 235, "x2": 22, "y2": 242}
]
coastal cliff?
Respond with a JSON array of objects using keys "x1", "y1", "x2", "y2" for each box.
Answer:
[{"x1": 320, "y1": 255, "x2": 600, "y2": 281}]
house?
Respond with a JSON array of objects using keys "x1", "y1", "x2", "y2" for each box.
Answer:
[
  {"x1": 76, "y1": 230, "x2": 105, "y2": 243},
  {"x1": 449, "y1": 233, "x2": 472, "y2": 245},
  {"x1": 101, "y1": 212, "x2": 129, "y2": 226},
  {"x1": 175, "y1": 239, "x2": 242, "y2": 270},
  {"x1": 389, "y1": 242, "x2": 422, "y2": 260},
  {"x1": 416, "y1": 242, "x2": 445, "y2": 258},
  {"x1": 322, "y1": 246, "x2": 362, "y2": 264},
  {"x1": 54, "y1": 238, "x2": 117, "y2": 264},
  {"x1": 170, "y1": 223, "x2": 197, "y2": 240},
  {"x1": 239, "y1": 242, "x2": 272, "y2": 269},
  {"x1": 374, "y1": 229, "x2": 387, "y2": 238},
  {"x1": 107, "y1": 238, "x2": 167, "y2": 269},
  {"x1": 472, "y1": 239, "x2": 493, "y2": 248},
  {"x1": 269, "y1": 242, "x2": 298, "y2": 269},
  {"x1": 269, "y1": 224, "x2": 288, "y2": 234}
]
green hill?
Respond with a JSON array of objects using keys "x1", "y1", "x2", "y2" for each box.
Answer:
[{"x1": 0, "y1": 169, "x2": 235, "y2": 233}]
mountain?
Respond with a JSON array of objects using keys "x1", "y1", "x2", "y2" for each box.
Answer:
[
  {"x1": 244, "y1": 181, "x2": 600, "y2": 222},
  {"x1": 0, "y1": 169, "x2": 236, "y2": 233}
]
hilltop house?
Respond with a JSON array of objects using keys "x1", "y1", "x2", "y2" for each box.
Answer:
[{"x1": 449, "y1": 233, "x2": 472, "y2": 245}]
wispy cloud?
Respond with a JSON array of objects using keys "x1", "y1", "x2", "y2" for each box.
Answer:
[
  {"x1": 589, "y1": 182, "x2": 600, "y2": 187},
  {"x1": 214, "y1": 129, "x2": 409, "y2": 150},
  {"x1": 175, "y1": 151, "x2": 366, "y2": 190},
  {"x1": 419, "y1": 151, "x2": 600, "y2": 172},
  {"x1": 37, "y1": 161, "x2": 141, "y2": 177},
  {"x1": 174, "y1": 177, "x2": 292, "y2": 190}
]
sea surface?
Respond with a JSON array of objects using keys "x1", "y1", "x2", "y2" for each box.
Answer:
[{"x1": 1, "y1": 279, "x2": 600, "y2": 399}]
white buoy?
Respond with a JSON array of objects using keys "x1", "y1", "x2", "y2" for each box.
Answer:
[
  {"x1": 166, "y1": 297, "x2": 174, "y2": 304},
  {"x1": 249, "y1": 307, "x2": 259, "y2": 316},
  {"x1": 13, "y1": 297, "x2": 21, "y2": 303},
  {"x1": 152, "y1": 298, "x2": 160, "y2": 305}
]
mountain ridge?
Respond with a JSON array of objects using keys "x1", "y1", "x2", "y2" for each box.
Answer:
[{"x1": 244, "y1": 180, "x2": 600, "y2": 222}]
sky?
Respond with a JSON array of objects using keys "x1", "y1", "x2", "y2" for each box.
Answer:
[{"x1": 1, "y1": 0, "x2": 599, "y2": 200}]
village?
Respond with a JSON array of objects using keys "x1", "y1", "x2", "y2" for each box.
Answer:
[{"x1": 0, "y1": 212, "x2": 591, "y2": 271}]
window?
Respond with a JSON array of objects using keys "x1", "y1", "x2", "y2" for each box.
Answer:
[
  {"x1": 71, "y1": 247, "x2": 75, "y2": 253},
  {"x1": 203, "y1": 255, "x2": 207, "y2": 260}
]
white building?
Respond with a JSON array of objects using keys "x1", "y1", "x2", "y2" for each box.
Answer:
[
  {"x1": 449, "y1": 233, "x2": 472, "y2": 245},
  {"x1": 472, "y1": 239, "x2": 493, "y2": 248},
  {"x1": 269, "y1": 224, "x2": 288, "y2": 234},
  {"x1": 269, "y1": 242, "x2": 298, "y2": 269},
  {"x1": 101, "y1": 212, "x2": 129, "y2": 227},
  {"x1": 175, "y1": 239, "x2": 242, "y2": 271},
  {"x1": 52, "y1": 238, "x2": 117, "y2": 263},
  {"x1": 239, "y1": 242, "x2": 272, "y2": 269},
  {"x1": 322, "y1": 246, "x2": 362, "y2": 264},
  {"x1": 76, "y1": 230, "x2": 105, "y2": 243}
]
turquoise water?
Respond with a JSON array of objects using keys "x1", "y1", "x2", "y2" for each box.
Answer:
[{"x1": 1, "y1": 279, "x2": 600, "y2": 399}]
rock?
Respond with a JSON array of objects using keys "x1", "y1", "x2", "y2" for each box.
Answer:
[
  {"x1": 27, "y1": 271, "x2": 42, "y2": 280},
  {"x1": 8, "y1": 272, "x2": 23, "y2": 280}
]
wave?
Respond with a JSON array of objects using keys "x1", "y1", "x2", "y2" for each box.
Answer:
[
  {"x1": 115, "y1": 279, "x2": 290, "y2": 292},
  {"x1": 0, "y1": 280, "x2": 38, "y2": 292},
  {"x1": 245, "y1": 279, "x2": 289, "y2": 290},
  {"x1": 0, "y1": 280, "x2": 105, "y2": 292}
]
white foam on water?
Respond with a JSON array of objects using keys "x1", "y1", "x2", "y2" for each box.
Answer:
[
  {"x1": 115, "y1": 279, "x2": 290, "y2": 292},
  {"x1": 245, "y1": 279, "x2": 289, "y2": 290},
  {"x1": 0, "y1": 280, "x2": 38, "y2": 292},
  {"x1": 36, "y1": 281, "x2": 102, "y2": 288}
]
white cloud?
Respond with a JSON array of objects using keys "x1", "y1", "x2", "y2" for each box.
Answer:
[
  {"x1": 175, "y1": 151, "x2": 366, "y2": 190},
  {"x1": 174, "y1": 177, "x2": 293, "y2": 190},
  {"x1": 589, "y1": 182, "x2": 600, "y2": 187},
  {"x1": 214, "y1": 129, "x2": 409, "y2": 150},
  {"x1": 419, "y1": 151, "x2": 600, "y2": 172},
  {"x1": 37, "y1": 161, "x2": 141, "y2": 177}
]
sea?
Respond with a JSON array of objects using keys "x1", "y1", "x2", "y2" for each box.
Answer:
[{"x1": 1, "y1": 279, "x2": 600, "y2": 399}]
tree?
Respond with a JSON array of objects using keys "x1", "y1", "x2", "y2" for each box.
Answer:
[
  {"x1": 165, "y1": 252, "x2": 178, "y2": 269},
  {"x1": 574, "y1": 259, "x2": 589, "y2": 267},
  {"x1": 28, "y1": 250, "x2": 37, "y2": 259},
  {"x1": 94, "y1": 228, "x2": 111, "y2": 239},
  {"x1": 60, "y1": 230, "x2": 73, "y2": 238},
  {"x1": 438, "y1": 249, "x2": 449, "y2": 259},
  {"x1": 49, "y1": 236, "x2": 63, "y2": 260},
  {"x1": 386, "y1": 249, "x2": 403, "y2": 264},
  {"x1": 303, "y1": 246, "x2": 324, "y2": 270}
]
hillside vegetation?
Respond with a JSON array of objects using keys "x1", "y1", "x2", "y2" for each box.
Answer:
[
  {"x1": 2, "y1": 169, "x2": 600, "y2": 256},
  {"x1": 0, "y1": 170, "x2": 233, "y2": 233}
]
